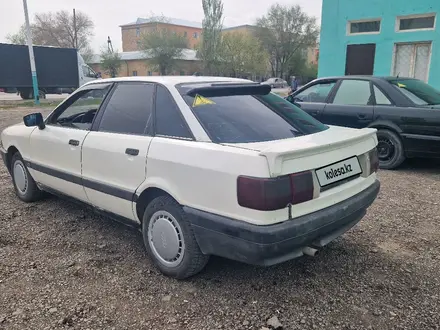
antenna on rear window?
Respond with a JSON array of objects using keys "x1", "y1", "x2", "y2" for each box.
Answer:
[{"x1": 396, "y1": 72, "x2": 400, "y2": 78}]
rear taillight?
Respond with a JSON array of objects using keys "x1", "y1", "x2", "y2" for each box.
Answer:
[
  {"x1": 237, "y1": 171, "x2": 314, "y2": 211},
  {"x1": 369, "y1": 148, "x2": 379, "y2": 174},
  {"x1": 290, "y1": 171, "x2": 314, "y2": 204}
]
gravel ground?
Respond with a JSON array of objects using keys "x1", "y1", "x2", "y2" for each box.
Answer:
[{"x1": 0, "y1": 107, "x2": 439, "y2": 330}]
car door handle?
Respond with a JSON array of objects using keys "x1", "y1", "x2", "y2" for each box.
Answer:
[
  {"x1": 68, "y1": 139, "x2": 80, "y2": 146},
  {"x1": 125, "y1": 148, "x2": 139, "y2": 156},
  {"x1": 357, "y1": 114, "x2": 368, "y2": 119},
  {"x1": 310, "y1": 110, "x2": 320, "y2": 116}
]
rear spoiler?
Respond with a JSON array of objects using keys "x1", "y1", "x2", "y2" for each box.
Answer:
[{"x1": 186, "y1": 83, "x2": 271, "y2": 97}]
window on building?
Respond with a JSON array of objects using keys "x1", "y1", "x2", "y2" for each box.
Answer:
[
  {"x1": 393, "y1": 43, "x2": 432, "y2": 82},
  {"x1": 398, "y1": 14, "x2": 436, "y2": 31},
  {"x1": 193, "y1": 32, "x2": 198, "y2": 39},
  {"x1": 155, "y1": 85, "x2": 192, "y2": 139},
  {"x1": 132, "y1": 71, "x2": 138, "y2": 76},
  {"x1": 348, "y1": 20, "x2": 381, "y2": 34},
  {"x1": 184, "y1": 31, "x2": 188, "y2": 37},
  {"x1": 180, "y1": 70, "x2": 185, "y2": 76},
  {"x1": 99, "y1": 83, "x2": 154, "y2": 135},
  {"x1": 136, "y1": 27, "x2": 140, "y2": 37},
  {"x1": 333, "y1": 80, "x2": 372, "y2": 105}
]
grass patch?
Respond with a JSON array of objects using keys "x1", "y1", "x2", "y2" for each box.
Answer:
[{"x1": 0, "y1": 100, "x2": 62, "y2": 110}]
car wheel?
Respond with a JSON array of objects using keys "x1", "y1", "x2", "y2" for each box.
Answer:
[
  {"x1": 11, "y1": 152, "x2": 44, "y2": 202},
  {"x1": 38, "y1": 90, "x2": 46, "y2": 99},
  {"x1": 142, "y1": 195, "x2": 209, "y2": 279},
  {"x1": 376, "y1": 129, "x2": 405, "y2": 170}
]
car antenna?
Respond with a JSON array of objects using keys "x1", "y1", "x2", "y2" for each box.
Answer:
[{"x1": 396, "y1": 72, "x2": 400, "y2": 78}]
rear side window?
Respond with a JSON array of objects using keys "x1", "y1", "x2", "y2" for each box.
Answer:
[
  {"x1": 373, "y1": 85, "x2": 392, "y2": 105},
  {"x1": 333, "y1": 80, "x2": 372, "y2": 105},
  {"x1": 179, "y1": 90, "x2": 328, "y2": 143},
  {"x1": 98, "y1": 83, "x2": 154, "y2": 135},
  {"x1": 155, "y1": 85, "x2": 192, "y2": 139}
]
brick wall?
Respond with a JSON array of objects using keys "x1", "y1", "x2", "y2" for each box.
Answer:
[{"x1": 122, "y1": 22, "x2": 202, "y2": 52}]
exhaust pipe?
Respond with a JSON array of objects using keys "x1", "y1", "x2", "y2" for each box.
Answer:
[{"x1": 302, "y1": 246, "x2": 319, "y2": 257}]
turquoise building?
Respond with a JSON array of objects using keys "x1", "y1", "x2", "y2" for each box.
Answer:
[{"x1": 318, "y1": 0, "x2": 440, "y2": 88}]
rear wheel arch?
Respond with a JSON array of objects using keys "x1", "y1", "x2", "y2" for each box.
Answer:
[
  {"x1": 135, "y1": 187, "x2": 179, "y2": 223},
  {"x1": 368, "y1": 120, "x2": 402, "y2": 135}
]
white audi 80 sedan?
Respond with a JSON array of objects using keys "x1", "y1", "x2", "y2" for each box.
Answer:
[{"x1": 0, "y1": 76, "x2": 380, "y2": 279}]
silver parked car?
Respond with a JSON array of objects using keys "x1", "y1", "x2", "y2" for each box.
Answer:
[{"x1": 262, "y1": 78, "x2": 288, "y2": 88}]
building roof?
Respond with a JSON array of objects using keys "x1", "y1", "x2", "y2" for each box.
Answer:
[
  {"x1": 120, "y1": 16, "x2": 254, "y2": 31},
  {"x1": 83, "y1": 76, "x2": 251, "y2": 87},
  {"x1": 121, "y1": 17, "x2": 203, "y2": 29},
  {"x1": 89, "y1": 49, "x2": 199, "y2": 64},
  {"x1": 222, "y1": 24, "x2": 257, "y2": 31}
]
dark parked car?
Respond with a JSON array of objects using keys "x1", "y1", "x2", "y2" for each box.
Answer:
[{"x1": 286, "y1": 76, "x2": 440, "y2": 169}]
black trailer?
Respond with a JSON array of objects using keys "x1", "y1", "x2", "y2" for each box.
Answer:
[{"x1": 0, "y1": 43, "x2": 82, "y2": 99}]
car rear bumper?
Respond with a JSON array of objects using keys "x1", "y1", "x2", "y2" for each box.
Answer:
[{"x1": 184, "y1": 180, "x2": 380, "y2": 266}]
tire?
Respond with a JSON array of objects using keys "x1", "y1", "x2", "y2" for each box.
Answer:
[
  {"x1": 376, "y1": 129, "x2": 405, "y2": 170},
  {"x1": 10, "y1": 152, "x2": 44, "y2": 202},
  {"x1": 19, "y1": 89, "x2": 32, "y2": 100},
  {"x1": 38, "y1": 90, "x2": 46, "y2": 99},
  {"x1": 142, "y1": 195, "x2": 209, "y2": 279}
]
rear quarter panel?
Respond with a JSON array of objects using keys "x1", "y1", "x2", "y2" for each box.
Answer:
[{"x1": 137, "y1": 137, "x2": 277, "y2": 225}]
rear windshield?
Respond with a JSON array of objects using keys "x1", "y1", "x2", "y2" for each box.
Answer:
[
  {"x1": 177, "y1": 86, "x2": 328, "y2": 143},
  {"x1": 387, "y1": 78, "x2": 440, "y2": 106}
]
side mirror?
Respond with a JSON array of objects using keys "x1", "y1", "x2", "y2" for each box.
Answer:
[
  {"x1": 285, "y1": 95, "x2": 294, "y2": 103},
  {"x1": 23, "y1": 113, "x2": 45, "y2": 130}
]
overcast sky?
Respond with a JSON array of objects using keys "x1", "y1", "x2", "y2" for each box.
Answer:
[{"x1": 0, "y1": 0, "x2": 322, "y2": 53}]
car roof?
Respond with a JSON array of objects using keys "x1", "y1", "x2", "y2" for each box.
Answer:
[
  {"x1": 312, "y1": 75, "x2": 416, "y2": 82},
  {"x1": 84, "y1": 76, "x2": 252, "y2": 88}
]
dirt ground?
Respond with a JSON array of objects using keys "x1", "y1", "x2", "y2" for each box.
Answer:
[{"x1": 0, "y1": 107, "x2": 439, "y2": 330}]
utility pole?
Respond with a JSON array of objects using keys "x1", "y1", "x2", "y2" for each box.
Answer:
[
  {"x1": 22, "y1": 0, "x2": 39, "y2": 105},
  {"x1": 107, "y1": 36, "x2": 113, "y2": 53},
  {"x1": 73, "y1": 8, "x2": 78, "y2": 49}
]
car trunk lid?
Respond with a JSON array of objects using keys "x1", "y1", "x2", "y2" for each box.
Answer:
[{"x1": 223, "y1": 126, "x2": 378, "y2": 177}]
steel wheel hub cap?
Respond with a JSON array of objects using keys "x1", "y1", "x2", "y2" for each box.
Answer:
[
  {"x1": 13, "y1": 161, "x2": 28, "y2": 193},
  {"x1": 378, "y1": 138, "x2": 394, "y2": 161},
  {"x1": 148, "y1": 211, "x2": 185, "y2": 267}
]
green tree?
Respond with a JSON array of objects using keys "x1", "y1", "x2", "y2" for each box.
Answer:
[
  {"x1": 220, "y1": 32, "x2": 268, "y2": 77},
  {"x1": 140, "y1": 16, "x2": 188, "y2": 75},
  {"x1": 100, "y1": 48, "x2": 121, "y2": 78},
  {"x1": 198, "y1": 0, "x2": 224, "y2": 74},
  {"x1": 286, "y1": 50, "x2": 318, "y2": 80},
  {"x1": 255, "y1": 4, "x2": 319, "y2": 78}
]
